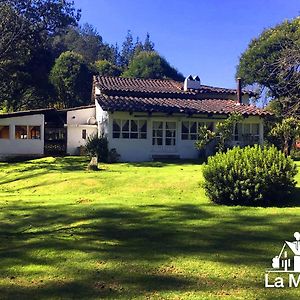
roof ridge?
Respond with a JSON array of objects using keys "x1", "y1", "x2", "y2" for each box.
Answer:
[{"x1": 96, "y1": 75, "x2": 180, "y2": 84}]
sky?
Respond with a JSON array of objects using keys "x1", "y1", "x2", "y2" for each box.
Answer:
[{"x1": 73, "y1": 0, "x2": 299, "y2": 89}]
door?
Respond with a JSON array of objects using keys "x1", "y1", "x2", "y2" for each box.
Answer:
[{"x1": 152, "y1": 121, "x2": 177, "y2": 153}]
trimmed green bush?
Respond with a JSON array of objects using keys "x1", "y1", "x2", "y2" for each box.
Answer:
[{"x1": 202, "y1": 145, "x2": 297, "y2": 206}]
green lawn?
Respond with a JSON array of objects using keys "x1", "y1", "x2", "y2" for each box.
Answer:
[{"x1": 1, "y1": 157, "x2": 300, "y2": 299}]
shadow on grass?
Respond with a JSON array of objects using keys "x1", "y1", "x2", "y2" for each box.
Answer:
[
  {"x1": 1, "y1": 202, "x2": 300, "y2": 299},
  {"x1": 129, "y1": 159, "x2": 204, "y2": 168}
]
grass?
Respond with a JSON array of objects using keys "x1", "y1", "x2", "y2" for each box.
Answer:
[{"x1": 1, "y1": 157, "x2": 300, "y2": 299}]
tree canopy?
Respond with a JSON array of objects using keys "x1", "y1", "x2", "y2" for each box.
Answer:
[
  {"x1": 122, "y1": 51, "x2": 184, "y2": 81},
  {"x1": 0, "y1": 1, "x2": 184, "y2": 111},
  {"x1": 236, "y1": 17, "x2": 300, "y2": 116},
  {"x1": 50, "y1": 51, "x2": 92, "y2": 108}
]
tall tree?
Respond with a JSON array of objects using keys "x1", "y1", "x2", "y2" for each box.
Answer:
[
  {"x1": 0, "y1": 0, "x2": 80, "y2": 111},
  {"x1": 50, "y1": 51, "x2": 92, "y2": 108},
  {"x1": 143, "y1": 32, "x2": 155, "y2": 51},
  {"x1": 122, "y1": 51, "x2": 184, "y2": 81},
  {"x1": 236, "y1": 17, "x2": 300, "y2": 116},
  {"x1": 52, "y1": 23, "x2": 115, "y2": 64},
  {"x1": 120, "y1": 30, "x2": 134, "y2": 68}
]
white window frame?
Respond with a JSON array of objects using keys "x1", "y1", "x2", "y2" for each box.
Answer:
[
  {"x1": 181, "y1": 121, "x2": 214, "y2": 140},
  {"x1": 112, "y1": 119, "x2": 147, "y2": 139}
]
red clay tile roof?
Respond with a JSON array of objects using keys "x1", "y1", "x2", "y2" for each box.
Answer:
[
  {"x1": 94, "y1": 75, "x2": 254, "y2": 97},
  {"x1": 96, "y1": 95, "x2": 269, "y2": 116}
]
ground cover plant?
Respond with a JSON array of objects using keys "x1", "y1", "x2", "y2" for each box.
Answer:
[{"x1": 1, "y1": 157, "x2": 300, "y2": 299}]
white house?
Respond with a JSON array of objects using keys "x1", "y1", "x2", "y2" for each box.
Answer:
[
  {"x1": 92, "y1": 75, "x2": 269, "y2": 162},
  {"x1": 0, "y1": 75, "x2": 270, "y2": 161}
]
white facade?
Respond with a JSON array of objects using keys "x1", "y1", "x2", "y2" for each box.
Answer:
[
  {"x1": 66, "y1": 107, "x2": 98, "y2": 155},
  {"x1": 0, "y1": 114, "x2": 44, "y2": 159},
  {"x1": 101, "y1": 110, "x2": 264, "y2": 162}
]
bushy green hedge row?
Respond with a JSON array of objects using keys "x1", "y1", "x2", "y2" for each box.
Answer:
[{"x1": 202, "y1": 145, "x2": 297, "y2": 206}]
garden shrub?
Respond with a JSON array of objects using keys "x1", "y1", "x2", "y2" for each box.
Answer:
[
  {"x1": 85, "y1": 134, "x2": 109, "y2": 162},
  {"x1": 202, "y1": 145, "x2": 297, "y2": 206}
]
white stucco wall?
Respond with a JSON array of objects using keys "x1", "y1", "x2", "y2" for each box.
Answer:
[
  {"x1": 66, "y1": 107, "x2": 98, "y2": 155},
  {"x1": 102, "y1": 111, "x2": 264, "y2": 162},
  {"x1": 0, "y1": 114, "x2": 44, "y2": 158}
]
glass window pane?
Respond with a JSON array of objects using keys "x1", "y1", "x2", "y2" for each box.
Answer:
[
  {"x1": 131, "y1": 120, "x2": 138, "y2": 132},
  {"x1": 190, "y1": 134, "x2": 197, "y2": 140},
  {"x1": 113, "y1": 132, "x2": 120, "y2": 138},
  {"x1": 113, "y1": 119, "x2": 121, "y2": 131},
  {"x1": 140, "y1": 133, "x2": 147, "y2": 139},
  {"x1": 130, "y1": 132, "x2": 138, "y2": 139},
  {"x1": 0, "y1": 126, "x2": 9, "y2": 139},
  {"x1": 190, "y1": 122, "x2": 197, "y2": 134},
  {"x1": 81, "y1": 129, "x2": 87, "y2": 140},
  {"x1": 152, "y1": 137, "x2": 163, "y2": 145},
  {"x1": 29, "y1": 126, "x2": 41, "y2": 139},
  {"x1": 244, "y1": 124, "x2": 251, "y2": 134},
  {"x1": 122, "y1": 120, "x2": 129, "y2": 131},
  {"x1": 153, "y1": 121, "x2": 163, "y2": 129},
  {"x1": 252, "y1": 124, "x2": 259, "y2": 135},
  {"x1": 139, "y1": 120, "x2": 147, "y2": 133},
  {"x1": 182, "y1": 122, "x2": 189, "y2": 134},
  {"x1": 15, "y1": 126, "x2": 28, "y2": 139},
  {"x1": 122, "y1": 132, "x2": 129, "y2": 139}
]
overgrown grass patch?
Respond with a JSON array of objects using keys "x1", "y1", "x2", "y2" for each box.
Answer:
[{"x1": 1, "y1": 157, "x2": 300, "y2": 299}]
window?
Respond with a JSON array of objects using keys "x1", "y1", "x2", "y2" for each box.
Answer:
[
  {"x1": 233, "y1": 123, "x2": 243, "y2": 141},
  {"x1": 29, "y1": 126, "x2": 41, "y2": 139},
  {"x1": 152, "y1": 121, "x2": 163, "y2": 145},
  {"x1": 232, "y1": 123, "x2": 260, "y2": 143},
  {"x1": 82, "y1": 129, "x2": 87, "y2": 140},
  {"x1": 181, "y1": 121, "x2": 214, "y2": 140},
  {"x1": 113, "y1": 119, "x2": 147, "y2": 139},
  {"x1": 15, "y1": 125, "x2": 42, "y2": 140},
  {"x1": 0, "y1": 126, "x2": 9, "y2": 139},
  {"x1": 15, "y1": 126, "x2": 28, "y2": 139}
]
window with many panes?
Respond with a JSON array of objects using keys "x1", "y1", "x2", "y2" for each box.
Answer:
[
  {"x1": 113, "y1": 119, "x2": 147, "y2": 139},
  {"x1": 233, "y1": 123, "x2": 260, "y2": 143},
  {"x1": 15, "y1": 125, "x2": 41, "y2": 140},
  {"x1": 181, "y1": 121, "x2": 214, "y2": 140}
]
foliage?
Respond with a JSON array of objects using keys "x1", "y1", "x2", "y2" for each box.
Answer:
[
  {"x1": 195, "y1": 126, "x2": 216, "y2": 150},
  {"x1": 85, "y1": 134, "x2": 109, "y2": 162},
  {"x1": 195, "y1": 113, "x2": 243, "y2": 153},
  {"x1": 236, "y1": 17, "x2": 300, "y2": 115},
  {"x1": 203, "y1": 145, "x2": 297, "y2": 206},
  {"x1": 269, "y1": 117, "x2": 300, "y2": 156},
  {"x1": 52, "y1": 23, "x2": 115, "y2": 64},
  {"x1": 93, "y1": 60, "x2": 122, "y2": 77},
  {"x1": 0, "y1": 0, "x2": 80, "y2": 110},
  {"x1": 122, "y1": 51, "x2": 184, "y2": 81},
  {"x1": 119, "y1": 31, "x2": 156, "y2": 68},
  {"x1": 0, "y1": 1, "x2": 182, "y2": 111},
  {"x1": 50, "y1": 51, "x2": 92, "y2": 108}
]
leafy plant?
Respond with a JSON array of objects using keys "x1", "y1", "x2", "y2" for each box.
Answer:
[
  {"x1": 85, "y1": 134, "x2": 109, "y2": 163},
  {"x1": 195, "y1": 113, "x2": 243, "y2": 153},
  {"x1": 202, "y1": 145, "x2": 297, "y2": 206},
  {"x1": 269, "y1": 117, "x2": 300, "y2": 156}
]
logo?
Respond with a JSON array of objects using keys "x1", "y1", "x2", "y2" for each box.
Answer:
[{"x1": 265, "y1": 232, "x2": 300, "y2": 288}]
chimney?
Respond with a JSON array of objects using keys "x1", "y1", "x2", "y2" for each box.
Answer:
[
  {"x1": 237, "y1": 78, "x2": 242, "y2": 104},
  {"x1": 184, "y1": 75, "x2": 201, "y2": 91}
]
